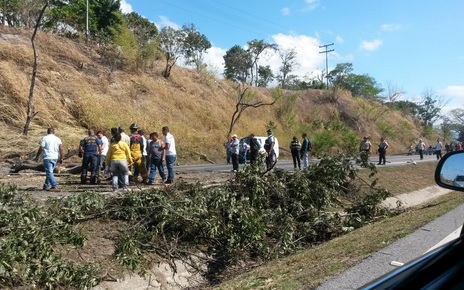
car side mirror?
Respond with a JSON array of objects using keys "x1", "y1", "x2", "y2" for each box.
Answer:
[{"x1": 435, "y1": 151, "x2": 464, "y2": 191}]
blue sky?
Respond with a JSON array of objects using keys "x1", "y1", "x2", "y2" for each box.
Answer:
[{"x1": 120, "y1": 0, "x2": 464, "y2": 114}]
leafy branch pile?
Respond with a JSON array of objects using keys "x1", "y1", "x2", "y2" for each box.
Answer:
[{"x1": 0, "y1": 154, "x2": 393, "y2": 289}]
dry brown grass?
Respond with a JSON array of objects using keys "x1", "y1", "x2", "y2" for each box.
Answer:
[
  {"x1": 359, "y1": 161, "x2": 439, "y2": 196},
  {"x1": 0, "y1": 27, "x2": 438, "y2": 163}
]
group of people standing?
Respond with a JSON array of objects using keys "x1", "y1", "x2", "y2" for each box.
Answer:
[
  {"x1": 225, "y1": 129, "x2": 280, "y2": 171},
  {"x1": 35, "y1": 125, "x2": 177, "y2": 192},
  {"x1": 359, "y1": 136, "x2": 389, "y2": 165},
  {"x1": 288, "y1": 133, "x2": 312, "y2": 170}
]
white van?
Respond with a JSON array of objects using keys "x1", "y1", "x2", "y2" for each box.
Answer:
[{"x1": 239, "y1": 136, "x2": 280, "y2": 161}]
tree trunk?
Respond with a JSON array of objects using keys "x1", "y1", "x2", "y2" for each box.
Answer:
[
  {"x1": 11, "y1": 160, "x2": 82, "y2": 174},
  {"x1": 2, "y1": 0, "x2": 6, "y2": 26},
  {"x1": 23, "y1": 2, "x2": 48, "y2": 136}
]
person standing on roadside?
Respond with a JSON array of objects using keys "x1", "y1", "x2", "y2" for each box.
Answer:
[
  {"x1": 417, "y1": 139, "x2": 426, "y2": 160},
  {"x1": 162, "y1": 126, "x2": 176, "y2": 184},
  {"x1": 128, "y1": 123, "x2": 148, "y2": 183},
  {"x1": 224, "y1": 136, "x2": 232, "y2": 164},
  {"x1": 138, "y1": 129, "x2": 149, "y2": 171},
  {"x1": 118, "y1": 125, "x2": 131, "y2": 146},
  {"x1": 359, "y1": 136, "x2": 372, "y2": 153},
  {"x1": 79, "y1": 129, "x2": 102, "y2": 184},
  {"x1": 229, "y1": 134, "x2": 240, "y2": 172},
  {"x1": 249, "y1": 134, "x2": 261, "y2": 165},
  {"x1": 239, "y1": 138, "x2": 250, "y2": 164},
  {"x1": 34, "y1": 128, "x2": 64, "y2": 191},
  {"x1": 147, "y1": 132, "x2": 166, "y2": 184},
  {"x1": 301, "y1": 133, "x2": 311, "y2": 169},
  {"x1": 264, "y1": 129, "x2": 276, "y2": 170},
  {"x1": 105, "y1": 133, "x2": 133, "y2": 192},
  {"x1": 96, "y1": 131, "x2": 109, "y2": 170},
  {"x1": 435, "y1": 139, "x2": 443, "y2": 160},
  {"x1": 289, "y1": 136, "x2": 301, "y2": 170},
  {"x1": 377, "y1": 137, "x2": 389, "y2": 165}
]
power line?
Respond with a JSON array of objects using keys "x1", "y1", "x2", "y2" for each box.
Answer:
[{"x1": 319, "y1": 43, "x2": 334, "y2": 89}]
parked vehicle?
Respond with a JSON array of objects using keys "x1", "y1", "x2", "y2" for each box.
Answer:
[{"x1": 360, "y1": 150, "x2": 464, "y2": 289}]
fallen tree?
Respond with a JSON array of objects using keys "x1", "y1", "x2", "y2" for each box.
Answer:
[{"x1": 10, "y1": 160, "x2": 82, "y2": 174}]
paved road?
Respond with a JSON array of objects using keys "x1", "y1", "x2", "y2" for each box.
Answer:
[
  {"x1": 317, "y1": 198, "x2": 464, "y2": 290},
  {"x1": 176, "y1": 153, "x2": 438, "y2": 172}
]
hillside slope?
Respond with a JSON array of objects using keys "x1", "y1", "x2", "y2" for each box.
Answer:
[{"x1": 0, "y1": 27, "x2": 427, "y2": 162}]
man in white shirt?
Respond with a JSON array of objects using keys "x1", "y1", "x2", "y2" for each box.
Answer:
[
  {"x1": 97, "y1": 131, "x2": 109, "y2": 170},
  {"x1": 162, "y1": 126, "x2": 176, "y2": 184},
  {"x1": 435, "y1": 139, "x2": 443, "y2": 160},
  {"x1": 34, "y1": 128, "x2": 64, "y2": 191}
]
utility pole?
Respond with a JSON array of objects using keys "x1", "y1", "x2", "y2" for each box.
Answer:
[
  {"x1": 85, "y1": 0, "x2": 89, "y2": 38},
  {"x1": 3, "y1": 0, "x2": 6, "y2": 26},
  {"x1": 319, "y1": 43, "x2": 334, "y2": 89}
]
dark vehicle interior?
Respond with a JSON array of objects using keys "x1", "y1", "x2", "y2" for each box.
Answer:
[{"x1": 360, "y1": 151, "x2": 464, "y2": 289}]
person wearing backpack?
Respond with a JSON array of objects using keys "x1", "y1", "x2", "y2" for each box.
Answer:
[
  {"x1": 249, "y1": 134, "x2": 261, "y2": 165},
  {"x1": 301, "y1": 133, "x2": 312, "y2": 169}
]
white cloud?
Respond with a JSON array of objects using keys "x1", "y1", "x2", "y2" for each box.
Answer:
[
  {"x1": 281, "y1": 7, "x2": 290, "y2": 16},
  {"x1": 267, "y1": 33, "x2": 324, "y2": 77},
  {"x1": 335, "y1": 35, "x2": 344, "y2": 43},
  {"x1": 442, "y1": 86, "x2": 464, "y2": 98},
  {"x1": 203, "y1": 46, "x2": 228, "y2": 76},
  {"x1": 120, "y1": 0, "x2": 133, "y2": 13},
  {"x1": 198, "y1": 33, "x2": 326, "y2": 83},
  {"x1": 381, "y1": 24, "x2": 401, "y2": 32},
  {"x1": 360, "y1": 39, "x2": 383, "y2": 51},
  {"x1": 303, "y1": 0, "x2": 320, "y2": 11},
  {"x1": 156, "y1": 16, "x2": 180, "y2": 30}
]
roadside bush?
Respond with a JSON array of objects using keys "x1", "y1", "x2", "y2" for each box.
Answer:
[{"x1": 0, "y1": 154, "x2": 392, "y2": 287}]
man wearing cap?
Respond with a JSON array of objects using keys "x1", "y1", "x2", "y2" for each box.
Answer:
[
  {"x1": 162, "y1": 126, "x2": 176, "y2": 184},
  {"x1": 129, "y1": 123, "x2": 148, "y2": 183},
  {"x1": 359, "y1": 136, "x2": 372, "y2": 153},
  {"x1": 229, "y1": 134, "x2": 240, "y2": 172},
  {"x1": 264, "y1": 129, "x2": 276, "y2": 170}
]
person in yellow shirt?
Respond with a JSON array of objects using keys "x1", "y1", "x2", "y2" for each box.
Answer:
[{"x1": 105, "y1": 133, "x2": 133, "y2": 191}]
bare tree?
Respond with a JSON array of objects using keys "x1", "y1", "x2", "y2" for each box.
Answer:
[
  {"x1": 23, "y1": 1, "x2": 48, "y2": 136},
  {"x1": 384, "y1": 81, "x2": 405, "y2": 102},
  {"x1": 227, "y1": 86, "x2": 282, "y2": 137}
]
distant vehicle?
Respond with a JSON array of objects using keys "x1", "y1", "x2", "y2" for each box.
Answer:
[
  {"x1": 453, "y1": 175, "x2": 464, "y2": 187},
  {"x1": 239, "y1": 136, "x2": 280, "y2": 161}
]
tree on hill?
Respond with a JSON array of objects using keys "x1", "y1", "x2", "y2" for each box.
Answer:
[
  {"x1": 416, "y1": 89, "x2": 447, "y2": 129},
  {"x1": 46, "y1": 0, "x2": 122, "y2": 41},
  {"x1": 224, "y1": 39, "x2": 277, "y2": 86},
  {"x1": 276, "y1": 48, "x2": 298, "y2": 89},
  {"x1": 257, "y1": 65, "x2": 273, "y2": 87},
  {"x1": 223, "y1": 45, "x2": 252, "y2": 84},
  {"x1": 124, "y1": 12, "x2": 160, "y2": 70},
  {"x1": 2, "y1": 0, "x2": 47, "y2": 27},
  {"x1": 327, "y1": 63, "x2": 383, "y2": 98},
  {"x1": 247, "y1": 39, "x2": 277, "y2": 86},
  {"x1": 181, "y1": 23, "x2": 211, "y2": 71},
  {"x1": 159, "y1": 26, "x2": 184, "y2": 78}
]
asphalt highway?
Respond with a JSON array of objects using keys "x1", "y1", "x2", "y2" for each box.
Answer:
[{"x1": 175, "y1": 153, "x2": 438, "y2": 172}]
